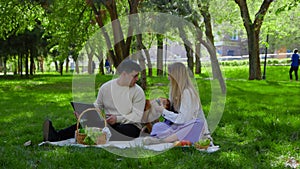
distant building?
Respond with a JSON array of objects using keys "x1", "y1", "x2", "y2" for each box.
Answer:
[{"x1": 215, "y1": 30, "x2": 248, "y2": 56}]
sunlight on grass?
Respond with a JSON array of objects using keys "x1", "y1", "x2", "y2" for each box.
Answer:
[
  {"x1": 1, "y1": 66, "x2": 300, "y2": 168},
  {"x1": 219, "y1": 151, "x2": 247, "y2": 167},
  {"x1": 104, "y1": 147, "x2": 162, "y2": 158},
  {"x1": 0, "y1": 111, "x2": 35, "y2": 123},
  {"x1": 44, "y1": 147, "x2": 70, "y2": 158}
]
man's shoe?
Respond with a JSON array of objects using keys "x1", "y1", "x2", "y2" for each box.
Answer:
[{"x1": 43, "y1": 119, "x2": 59, "y2": 141}]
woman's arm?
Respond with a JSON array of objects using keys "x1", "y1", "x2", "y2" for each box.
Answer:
[{"x1": 162, "y1": 89, "x2": 199, "y2": 124}]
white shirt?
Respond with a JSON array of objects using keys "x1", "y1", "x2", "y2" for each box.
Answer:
[
  {"x1": 94, "y1": 79, "x2": 145, "y2": 128},
  {"x1": 162, "y1": 89, "x2": 201, "y2": 124}
]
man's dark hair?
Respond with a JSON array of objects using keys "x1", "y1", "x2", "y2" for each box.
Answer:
[{"x1": 117, "y1": 59, "x2": 141, "y2": 74}]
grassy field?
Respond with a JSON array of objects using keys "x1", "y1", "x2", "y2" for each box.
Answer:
[{"x1": 0, "y1": 65, "x2": 299, "y2": 169}]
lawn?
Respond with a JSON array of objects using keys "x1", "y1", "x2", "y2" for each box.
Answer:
[{"x1": 0, "y1": 65, "x2": 299, "y2": 169}]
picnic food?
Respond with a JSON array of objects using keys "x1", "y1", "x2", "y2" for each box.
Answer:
[
  {"x1": 173, "y1": 140, "x2": 192, "y2": 147},
  {"x1": 76, "y1": 126, "x2": 106, "y2": 145},
  {"x1": 194, "y1": 138, "x2": 210, "y2": 149},
  {"x1": 76, "y1": 108, "x2": 107, "y2": 145}
]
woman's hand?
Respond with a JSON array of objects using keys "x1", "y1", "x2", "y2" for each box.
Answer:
[
  {"x1": 150, "y1": 99, "x2": 165, "y2": 114},
  {"x1": 155, "y1": 105, "x2": 165, "y2": 113}
]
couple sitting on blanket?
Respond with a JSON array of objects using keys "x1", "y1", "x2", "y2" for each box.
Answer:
[{"x1": 43, "y1": 59, "x2": 210, "y2": 145}]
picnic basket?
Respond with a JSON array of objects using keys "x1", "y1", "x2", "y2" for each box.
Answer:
[{"x1": 75, "y1": 107, "x2": 107, "y2": 145}]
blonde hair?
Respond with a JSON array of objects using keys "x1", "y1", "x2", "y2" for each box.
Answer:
[{"x1": 168, "y1": 62, "x2": 199, "y2": 111}]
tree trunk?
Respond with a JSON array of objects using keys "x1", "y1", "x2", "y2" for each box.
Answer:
[
  {"x1": 3, "y1": 56, "x2": 7, "y2": 76},
  {"x1": 30, "y1": 56, "x2": 35, "y2": 75},
  {"x1": 95, "y1": 50, "x2": 104, "y2": 75},
  {"x1": 75, "y1": 61, "x2": 80, "y2": 74},
  {"x1": 59, "y1": 61, "x2": 64, "y2": 76},
  {"x1": 137, "y1": 53, "x2": 147, "y2": 90},
  {"x1": 25, "y1": 54, "x2": 29, "y2": 76},
  {"x1": 104, "y1": 0, "x2": 128, "y2": 65},
  {"x1": 144, "y1": 46, "x2": 153, "y2": 77},
  {"x1": 195, "y1": 42, "x2": 201, "y2": 74},
  {"x1": 88, "y1": 4, "x2": 117, "y2": 67},
  {"x1": 137, "y1": 34, "x2": 148, "y2": 90},
  {"x1": 129, "y1": 0, "x2": 147, "y2": 89},
  {"x1": 235, "y1": 0, "x2": 273, "y2": 80},
  {"x1": 40, "y1": 57, "x2": 44, "y2": 73},
  {"x1": 247, "y1": 28, "x2": 261, "y2": 80},
  {"x1": 30, "y1": 49, "x2": 36, "y2": 75},
  {"x1": 184, "y1": 44, "x2": 194, "y2": 72},
  {"x1": 87, "y1": 0, "x2": 139, "y2": 68},
  {"x1": 137, "y1": 36, "x2": 152, "y2": 77},
  {"x1": 65, "y1": 57, "x2": 69, "y2": 73},
  {"x1": 14, "y1": 56, "x2": 17, "y2": 75},
  {"x1": 193, "y1": 20, "x2": 203, "y2": 75},
  {"x1": 178, "y1": 24, "x2": 194, "y2": 72},
  {"x1": 54, "y1": 60, "x2": 58, "y2": 72},
  {"x1": 157, "y1": 34, "x2": 164, "y2": 76},
  {"x1": 199, "y1": 1, "x2": 226, "y2": 94},
  {"x1": 99, "y1": 59, "x2": 104, "y2": 75},
  {"x1": 88, "y1": 54, "x2": 94, "y2": 74}
]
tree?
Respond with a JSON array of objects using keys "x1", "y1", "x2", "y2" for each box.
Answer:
[
  {"x1": 85, "y1": 0, "x2": 142, "y2": 67},
  {"x1": 140, "y1": 0, "x2": 174, "y2": 76},
  {"x1": 234, "y1": 0, "x2": 274, "y2": 80},
  {"x1": 42, "y1": 0, "x2": 96, "y2": 75},
  {"x1": 0, "y1": 1, "x2": 44, "y2": 39},
  {"x1": 262, "y1": 1, "x2": 300, "y2": 52},
  {"x1": 197, "y1": 0, "x2": 226, "y2": 93},
  {"x1": 0, "y1": 0, "x2": 45, "y2": 76}
]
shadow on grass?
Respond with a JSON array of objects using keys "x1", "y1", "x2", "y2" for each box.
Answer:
[{"x1": 1, "y1": 73, "x2": 299, "y2": 168}]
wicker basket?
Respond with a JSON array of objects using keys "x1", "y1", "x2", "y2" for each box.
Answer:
[{"x1": 75, "y1": 108, "x2": 107, "y2": 145}]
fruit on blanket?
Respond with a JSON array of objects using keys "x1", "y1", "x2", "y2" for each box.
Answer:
[
  {"x1": 181, "y1": 140, "x2": 192, "y2": 146},
  {"x1": 194, "y1": 138, "x2": 210, "y2": 149},
  {"x1": 173, "y1": 140, "x2": 192, "y2": 146}
]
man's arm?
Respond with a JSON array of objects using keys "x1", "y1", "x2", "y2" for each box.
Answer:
[{"x1": 93, "y1": 86, "x2": 104, "y2": 111}]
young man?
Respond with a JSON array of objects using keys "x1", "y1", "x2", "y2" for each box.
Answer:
[
  {"x1": 289, "y1": 48, "x2": 299, "y2": 81},
  {"x1": 43, "y1": 59, "x2": 145, "y2": 141}
]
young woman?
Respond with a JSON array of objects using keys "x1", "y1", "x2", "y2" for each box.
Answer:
[{"x1": 143, "y1": 62, "x2": 209, "y2": 145}]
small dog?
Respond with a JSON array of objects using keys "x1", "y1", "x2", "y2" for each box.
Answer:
[{"x1": 141, "y1": 98, "x2": 170, "y2": 133}]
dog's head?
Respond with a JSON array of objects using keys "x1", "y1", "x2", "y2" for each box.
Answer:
[
  {"x1": 142, "y1": 98, "x2": 170, "y2": 123},
  {"x1": 159, "y1": 98, "x2": 171, "y2": 110},
  {"x1": 144, "y1": 98, "x2": 170, "y2": 111}
]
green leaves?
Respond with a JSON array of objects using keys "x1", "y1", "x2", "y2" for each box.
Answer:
[
  {"x1": 83, "y1": 127, "x2": 103, "y2": 145},
  {"x1": 0, "y1": 1, "x2": 44, "y2": 39}
]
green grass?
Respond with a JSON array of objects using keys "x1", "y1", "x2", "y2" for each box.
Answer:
[{"x1": 0, "y1": 65, "x2": 299, "y2": 169}]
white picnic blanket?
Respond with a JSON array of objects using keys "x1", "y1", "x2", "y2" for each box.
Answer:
[
  {"x1": 38, "y1": 137, "x2": 174, "y2": 152},
  {"x1": 38, "y1": 137, "x2": 220, "y2": 153}
]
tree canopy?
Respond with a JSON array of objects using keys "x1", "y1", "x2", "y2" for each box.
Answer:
[{"x1": 0, "y1": 0, "x2": 299, "y2": 79}]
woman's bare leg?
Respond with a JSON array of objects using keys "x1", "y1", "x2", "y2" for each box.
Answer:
[{"x1": 162, "y1": 134, "x2": 178, "y2": 143}]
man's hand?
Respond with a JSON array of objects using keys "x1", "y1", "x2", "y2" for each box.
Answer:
[{"x1": 106, "y1": 114, "x2": 117, "y2": 125}]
